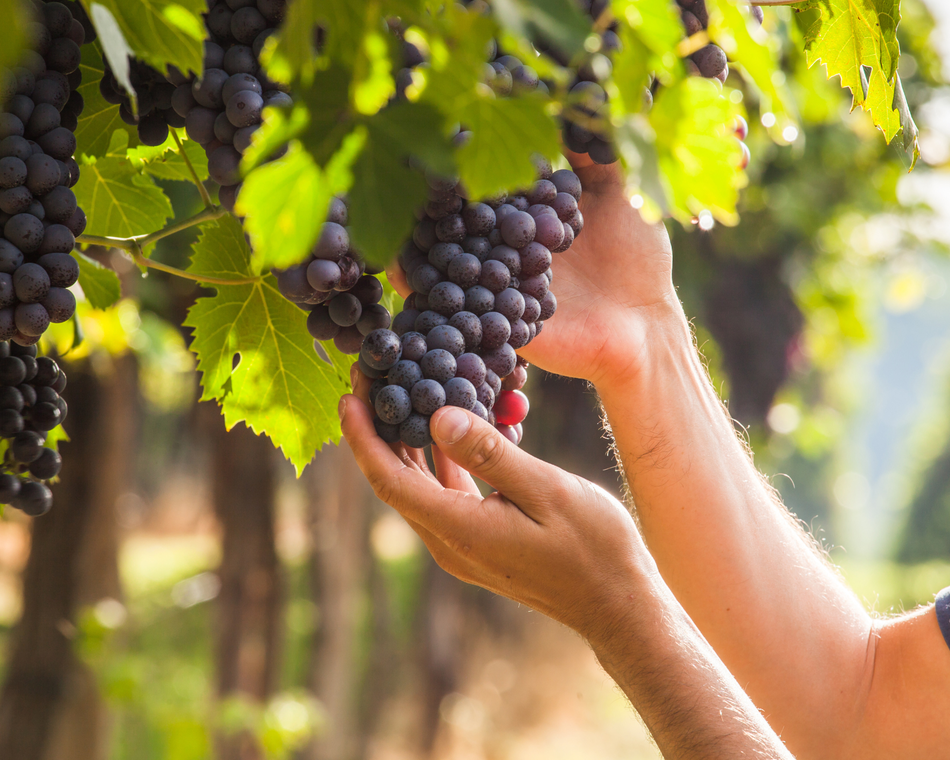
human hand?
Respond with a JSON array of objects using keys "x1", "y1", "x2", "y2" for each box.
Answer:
[
  {"x1": 339, "y1": 387, "x2": 654, "y2": 640},
  {"x1": 387, "y1": 152, "x2": 682, "y2": 387}
]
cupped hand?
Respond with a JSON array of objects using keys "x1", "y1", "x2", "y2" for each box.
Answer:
[
  {"x1": 339, "y1": 387, "x2": 653, "y2": 639},
  {"x1": 387, "y1": 152, "x2": 682, "y2": 386}
]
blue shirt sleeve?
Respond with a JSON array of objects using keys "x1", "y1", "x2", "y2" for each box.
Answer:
[{"x1": 937, "y1": 587, "x2": 950, "y2": 653}]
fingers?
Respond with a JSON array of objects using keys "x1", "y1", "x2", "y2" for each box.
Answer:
[
  {"x1": 340, "y1": 394, "x2": 483, "y2": 543},
  {"x1": 385, "y1": 265, "x2": 412, "y2": 298},
  {"x1": 431, "y1": 444, "x2": 480, "y2": 495},
  {"x1": 429, "y1": 406, "x2": 576, "y2": 522},
  {"x1": 562, "y1": 148, "x2": 624, "y2": 193}
]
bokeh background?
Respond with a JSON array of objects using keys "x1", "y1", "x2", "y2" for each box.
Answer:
[{"x1": 2, "y1": 2, "x2": 950, "y2": 759}]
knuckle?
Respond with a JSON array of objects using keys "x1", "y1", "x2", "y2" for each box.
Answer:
[
  {"x1": 367, "y1": 469, "x2": 398, "y2": 506},
  {"x1": 467, "y1": 428, "x2": 507, "y2": 471}
]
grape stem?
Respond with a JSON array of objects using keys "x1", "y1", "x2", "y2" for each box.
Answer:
[
  {"x1": 77, "y1": 206, "x2": 261, "y2": 286},
  {"x1": 171, "y1": 128, "x2": 215, "y2": 209}
]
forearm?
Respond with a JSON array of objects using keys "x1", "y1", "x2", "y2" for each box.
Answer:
[
  {"x1": 593, "y1": 306, "x2": 873, "y2": 756},
  {"x1": 589, "y1": 568, "x2": 795, "y2": 760}
]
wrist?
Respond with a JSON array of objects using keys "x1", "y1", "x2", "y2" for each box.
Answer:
[{"x1": 588, "y1": 297, "x2": 693, "y2": 398}]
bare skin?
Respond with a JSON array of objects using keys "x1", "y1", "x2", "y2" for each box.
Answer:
[{"x1": 348, "y1": 153, "x2": 950, "y2": 758}]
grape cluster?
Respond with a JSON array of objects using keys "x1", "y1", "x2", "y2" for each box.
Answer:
[
  {"x1": 98, "y1": 59, "x2": 185, "y2": 147},
  {"x1": 171, "y1": 0, "x2": 292, "y2": 208},
  {"x1": 0, "y1": 0, "x2": 85, "y2": 346},
  {"x1": 362, "y1": 160, "x2": 583, "y2": 446},
  {"x1": 279, "y1": 196, "x2": 394, "y2": 355},
  {"x1": 0, "y1": 341, "x2": 67, "y2": 517}
]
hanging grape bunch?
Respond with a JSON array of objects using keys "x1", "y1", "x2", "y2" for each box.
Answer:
[
  {"x1": 98, "y1": 58, "x2": 185, "y2": 147},
  {"x1": 0, "y1": 0, "x2": 85, "y2": 345},
  {"x1": 359, "y1": 156, "x2": 582, "y2": 448},
  {"x1": 0, "y1": 342, "x2": 67, "y2": 517}
]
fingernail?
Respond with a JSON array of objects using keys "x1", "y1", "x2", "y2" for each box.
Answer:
[
  {"x1": 434, "y1": 407, "x2": 471, "y2": 444},
  {"x1": 338, "y1": 395, "x2": 347, "y2": 421},
  {"x1": 350, "y1": 364, "x2": 358, "y2": 388}
]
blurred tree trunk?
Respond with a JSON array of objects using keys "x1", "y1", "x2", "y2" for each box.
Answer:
[
  {"x1": 0, "y1": 356, "x2": 137, "y2": 760},
  {"x1": 304, "y1": 442, "x2": 371, "y2": 760},
  {"x1": 207, "y1": 414, "x2": 282, "y2": 760},
  {"x1": 418, "y1": 560, "x2": 465, "y2": 754}
]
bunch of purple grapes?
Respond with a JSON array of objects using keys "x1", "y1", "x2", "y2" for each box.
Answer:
[
  {"x1": 0, "y1": 0, "x2": 85, "y2": 346},
  {"x1": 171, "y1": 0, "x2": 292, "y2": 210},
  {"x1": 0, "y1": 341, "x2": 67, "y2": 517},
  {"x1": 279, "y1": 196, "x2": 394, "y2": 355},
  {"x1": 98, "y1": 58, "x2": 185, "y2": 147},
  {"x1": 358, "y1": 157, "x2": 583, "y2": 447}
]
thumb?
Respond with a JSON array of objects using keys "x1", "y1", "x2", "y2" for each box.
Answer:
[{"x1": 430, "y1": 406, "x2": 571, "y2": 520}]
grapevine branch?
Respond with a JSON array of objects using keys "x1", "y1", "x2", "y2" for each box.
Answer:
[{"x1": 77, "y1": 206, "x2": 262, "y2": 286}]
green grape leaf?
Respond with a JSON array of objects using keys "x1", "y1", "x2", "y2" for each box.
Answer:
[
  {"x1": 347, "y1": 102, "x2": 455, "y2": 266},
  {"x1": 74, "y1": 251, "x2": 122, "y2": 309},
  {"x1": 183, "y1": 216, "x2": 351, "y2": 474},
  {"x1": 86, "y1": 2, "x2": 136, "y2": 101},
  {"x1": 797, "y1": 0, "x2": 917, "y2": 160},
  {"x1": 73, "y1": 154, "x2": 173, "y2": 237},
  {"x1": 649, "y1": 77, "x2": 743, "y2": 224},
  {"x1": 455, "y1": 95, "x2": 560, "y2": 200},
  {"x1": 238, "y1": 134, "x2": 362, "y2": 273},
  {"x1": 0, "y1": 0, "x2": 30, "y2": 70},
  {"x1": 83, "y1": 0, "x2": 206, "y2": 78},
  {"x1": 127, "y1": 131, "x2": 210, "y2": 182},
  {"x1": 491, "y1": 0, "x2": 591, "y2": 63},
  {"x1": 76, "y1": 42, "x2": 137, "y2": 159}
]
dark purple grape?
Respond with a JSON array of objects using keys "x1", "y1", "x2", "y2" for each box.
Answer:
[
  {"x1": 462, "y1": 202, "x2": 495, "y2": 236},
  {"x1": 448, "y1": 311, "x2": 482, "y2": 351},
  {"x1": 478, "y1": 259, "x2": 511, "y2": 294},
  {"x1": 214, "y1": 111, "x2": 237, "y2": 144},
  {"x1": 464, "y1": 285, "x2": 494, "y2": 316},
  {"x1": 692, "y1": 43, "x2": 727, "y2": 78},
  {"x1": 493, "y1": 288, "x2": 525, "y2": 322},
  {"x1": 64, "y1": 206, "x2": 85, "y2": 237},
  {"x1": 534, "y1": 214, "x2": 565, "y2": 251},
  {"x1": 435, "y1": 214, "x2": 466, "y2": 244},
  {"x1": 420, "y1": 349, "x2": 456, "y2": 384},
  {"x1": 332, "y1": 324, "x2": 364, "y2": 354},
  {"x1": 427, "y1": 241, "x2": 462, "y2": 273},
  {"x1": 11, "y1": 429, "x2": 43, "y2": 463},
  {"x1": 0, "y1": 408, "x2": 23, "y2": 436},
  {"x1": 0, "y1": 473, "x2": 20, "y2": 504},
  {"x1": 276, "y1": 265, "x2": 312, "y2": 301},
  {"x1": 414, "y1": 309, "x2": 448, "y2": 335},
  {"x1": 443, "y1": 377, "x2": 477, "y2": 411},
  {"x1": 482, "y1": 343, "x2": 517, "y2": 379},
  {"x1": 413, "y1": 218, "x2": 437, "y2": 251},
  {"x1": 46, "y1": 38, "x2": 81, "y2": 74},
  {"x1": 494, "y1": 203, "x2": 518, "y2": 226},
  {"x1": 399, "y1": 411, "x2": 432, "y2": 448},
  {"x1": 40, "y1": 186, "x2": 76, "y2": 224},
  {"x1": 427, "y1": 281, "x2": 465, "y2": 317},
  {"x1": 4, "y1": 214, "x2": 44, "y2": 253},
  {"x1": 476, "y1": 379, "x2": 495, "y2": 410},
  {"x1": 306, "y1": 305, "x2": 339, "y2": 340},
  {"x1": 350, "y1": 275, "x2": 382, "y2": 306},
  {"x1": 42, "y1": 287, "x2": 76, "y2": 322},
  {"x1": 488, "y1": 245, "x2": 521, "y2": 277},
  {"x1": 0, "y1": 186, "x2": 32, "y2": 215},
  {"x1": 14, "y1": 302, "x2": 50, "y2": 336},
  {"x1": 549, "y1": 169, "x2": 582, "y2": 201},
  {"x1": 0, "y1": 385, "x2": 23, "y2": 411},
  {"x1": 336, "y1": 256, "x2": 361, "y2": 290},
  {"x1": 455, "y1": 352, "x2": 486, "y2": 387},
  {"x1": 37, "y1": 224, "x2": 75, "y2": 255},
  {"x1": 327, "y1": 292, "x2": 362, "y2": 327},
  {"x1": 462, "y1": 236, "x2": 492, "y2": 261},
  {"x1": 0, "y1": 115, "x2": 24, "y2": 141},
  {"x1": 391, "y1": 309, "x2": 420, "y2": 337},
  {"x1": 30, "y1": 401, "x2": 62, "y2": 430},
  {"x1": 508, "y1": 319, "x2": 530, "y2": 348},
  {"x1": 374, "y1": 416, "x2": 401, "y2": 443},
  {"x1": 400, "y1": 331, "x2": 428, "y2": 363},
  {"x1": 387, "y1": 360, "x2": 423, "y2": 392},
  {"x1": 526, "y1": 179, "x2": 557, "y2": 205},
  {"x1": 375, "y1": 384, "x2": 412, "y2": 425},
  {"x1": 0, "y1": 136, "x2": 32, "y2": 161},
  {"x1": 226, "y1": 89, "x2": 263, "y2": 128},
  {"x1": 356, "y1": 304, "x2": 391, "y2": 335},
  {"x1": 587, "y1": 138, "x2": 616, "y2": 165},
  {"x1": 25, "y1": 153, "x2": 62, "y2": 195},
  {"x1": 479, "y1": 312, "x2": 511, "y2": 350},
  {"x1": 426, "y1": 324, "x2": 465, "y2": 357},
  {"x1": 208, "y1": 145, "x2": 242, "y2": 186},
  {"x1": 33, "y1": 357, "x2": 59, "y2": 387},
  {"x1": 186, "y1": 107, "x2": 218, "y2": 146},
  {"x1": 14, "y1": 480, "x2": 52, "y2": 516},
  {"x1": 29, "y1": 447, "x2": 62, "y2": 480},
  {"x1": 171, "y1": 84, "x2": 196, "y2": 117},
  {"x1": 313, "y1": 222, "x2": 348, "y2": 261},
  {"x1": 0, "y1": 157, "x2": 27, "y2": 189},
  {"x1": 306, "y1": 258, "x2": 341, "y2": 291},
  {"x1": 519, "y1": 242, "x2": 552, "y2": 277},
  {"x1": 410, "y1": 379, "x2": 445, "y2": 416},
  {"x1": 231, "y1": 6, "x2": 267, "y2": 43},
  {"x1": 43, "y1": 2, "x2": 74, "y2": 36},
  {"x1": 0, "y1": 240, "x2": 22, "y2": 274},
  {"x1": 410, "y1": 263, "x2": 443, "y2": 296}
]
